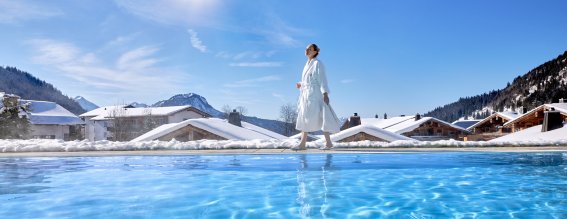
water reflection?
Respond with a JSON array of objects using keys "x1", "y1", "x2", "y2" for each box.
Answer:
[
  {"x1": 295, "y1": 154, "x2": 337, "y2": 218},
  {"x1": 0, "y1": 157, "x2": 90, "y2": 195}
]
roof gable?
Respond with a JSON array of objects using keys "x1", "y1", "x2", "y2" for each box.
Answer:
[{"x1": 21, "y1": 100, "x2": 83, "y2": 125}]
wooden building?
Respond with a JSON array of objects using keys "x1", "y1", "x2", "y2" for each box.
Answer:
[
  {"x1": 466, "y1": 112, "x2": 520, "y2": 141},
  {"x1": 340, "y1": 114, "x2": 469, "y2": 141},
  {"x1": 503, "y1": 103, "x2": 567, "y2": 132},
  {"x1": 330, "y1": 124, "x2": 413, "y2": 143},
  {"x1": 131, "y1": 117, "x2": 286, "y2": 142}
]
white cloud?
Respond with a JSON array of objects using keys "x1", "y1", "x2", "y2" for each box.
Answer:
[
  {"x1": 114, "y1": 0, "x2": 222, "y2": 27},
  {"x1": 272, "y1": 93, "x2": 286, "y2": 102},
  {"x1": 229, "y1": 62, "x2": 283, "y2": 68},
  {"x1": 27, "y1": 39, "x2": 80, "y2": 64},
  {"x1": 216, "y1": 50, "x2": 277, "y2": 60},
  {"x1": 117, "y1": 46, "x2": 161, "y2": 70},
  {"x1": 27, "y1": 38, "x2": 186, "y2": 96},
  {"x1": 187, "y1": 29, "x2": 207, "y2": 53},
  {"x1": 0, "y1": 1, "x2": 61, "y2": 24},
  {"x1": 223, "y1": 75, "x2": 281, "y2": 88},
  {"x1": 341, "y1": 79, "x2": 355, "y2": 84}
]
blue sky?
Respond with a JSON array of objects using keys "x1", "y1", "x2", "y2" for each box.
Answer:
[{"x1": 1, "y1": 0, "x2": 566, "y2": 120}]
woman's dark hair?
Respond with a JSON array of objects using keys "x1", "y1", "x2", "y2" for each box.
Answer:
[{"x1": 308, "y1": 43, "x2": 320, "y2": 58}]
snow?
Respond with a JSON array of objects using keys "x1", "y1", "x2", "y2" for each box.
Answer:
[
  {"x1": 0, "y1": 93, "x2": 4, "y2": 114},
  {"x1": 20, "y1": 100, "x2": 83, "y2": 125},
  {"x1": 491, "y1": 123, "x2": 567, "y2": 142},
  {"x1": 290, "y1": 133, "x2": 322, "y2": 141},
  {"x1": 74, "y1": 96, "x2": 99, "y2": 111},
  {"x1": 468, "y1": 111, "x2": 520, "y2": 130},
  {"x1": 131, "y1": 118, "x2": 285, "y2": 142},
  {"x1": 1, "y1": 138, "x2": 566, "y2": 152},
  {"x1": 361, "y1": 116, "x2": 467, "y2": 135},
  {"x1": 80, "y1": 105, "x2": 129, "y2": 117},
  {"x1": 240, "y1": 122, "x2": 287, "y2": 139},
  {"x1": 504, "y1": 103, "x2": 567, "y2": 127},
  {"x1": 328, "y1": 124, "x2": 414, "y2": 142},
  {"x1": 529, "y1": 85, "x2": 538, "y2": 94},
  {"x1": 85, "y1": 105, "x2": 192, "y2": 120}
]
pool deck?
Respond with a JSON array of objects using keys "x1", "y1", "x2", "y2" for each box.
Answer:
[{"x1": 0, "y1": 146, "x2": 566, "y2": 157}]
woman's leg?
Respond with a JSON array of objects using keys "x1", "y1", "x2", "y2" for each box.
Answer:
[
  {"x1": 298, "y1": 132, "x2": 308, "y2": 149},
  {"x1": 323, "y1": 132, "x2": 333, "y2": 148}
]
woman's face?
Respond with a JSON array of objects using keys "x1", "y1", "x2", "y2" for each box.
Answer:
[{"x1": 305, "y1": 46, "x2": 317, "y2": 58}]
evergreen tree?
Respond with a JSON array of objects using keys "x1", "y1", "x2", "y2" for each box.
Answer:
[{"x1": 0, "y1": 94, "x2": 30, "y2": 139}]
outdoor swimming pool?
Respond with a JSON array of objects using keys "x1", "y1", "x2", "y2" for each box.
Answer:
[{"x1": 0, "y1": 152, "x2": 565, "y2": 218}]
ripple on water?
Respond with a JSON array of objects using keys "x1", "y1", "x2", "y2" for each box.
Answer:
[{"x1": 0, "y1": 153, "x2": 565, "y2": 218}]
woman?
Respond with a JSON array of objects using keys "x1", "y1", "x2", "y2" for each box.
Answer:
[{"x1": 294, "y1": 44, "x2": 341, "y2": 150}]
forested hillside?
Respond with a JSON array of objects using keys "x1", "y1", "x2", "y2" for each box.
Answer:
[{"x1": 0, "y1": 66, "x2": 85, "y2": 115}]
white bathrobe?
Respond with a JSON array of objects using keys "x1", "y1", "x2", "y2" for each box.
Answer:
[{"x1": 296, "y1": 59, "x2": 341, "y2": 133}]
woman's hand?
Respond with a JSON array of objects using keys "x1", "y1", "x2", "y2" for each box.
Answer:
[
  {"x1": 296, "y1": 82, "x2": 301, "y2": 89},
  {"x1": 323, "y1": 93, "x2": 329, "y2": 104}
]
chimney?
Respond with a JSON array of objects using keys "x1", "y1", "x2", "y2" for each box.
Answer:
[
  {"x1": 415, "y1": 113, "x2": 421, "y2": 121},
  {"x1": 228, "y1": 109, "x2": 242, "y2": 127},
  {"x1": 559, "y1": 98, "x2": 566, "y2": 103},
  {"x1": 541, "y1": 109, "x2": 563, "y2": 132},
  {"x1": 520, "y1": 106, "x2": 527, "y2": 114},
  {"x1": 349, "y1": 113, "x2": 361, "y2": 128}
]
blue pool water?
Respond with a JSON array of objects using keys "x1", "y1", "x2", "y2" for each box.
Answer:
[{"x1": 0, "y1": 152, "x2": 566, "y2": 218}]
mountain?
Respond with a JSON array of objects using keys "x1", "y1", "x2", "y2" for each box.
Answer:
[
  {"x1": 152, "y1": 93, "x2": 224, "y2": 117},
  {"x1": 129, "y1": 102, "x2": 149, "y2": 108},
  {"x1": 425, "y1": 51, "x2": 567, "y2": 122},
  {"x1": 0, "y1": 66, "x2": 85, "y2": 115},
  {"x1": 152, "y1": 93, "x2": 287, "y2": 135},
  {"x1": 74, "y1": 96, "x2": 99, "y2": 111}
]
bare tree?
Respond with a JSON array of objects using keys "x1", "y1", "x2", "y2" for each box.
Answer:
[
  {"x1": 279, "y1": 103, "x2": 298, "y2": 136},
  {"x1": 108, "y1": 107, "x2": 131, "y2": 141},
  {"x1": 235, "y1": 106, "x2": 248, "y2": 116},
  {"x1": 221, "y1": 104, "x2": 232, "y2": 119}
]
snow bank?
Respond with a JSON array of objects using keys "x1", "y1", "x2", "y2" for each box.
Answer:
[
  {"x1": 491, "y1": 123, "x2": 567, "y2": 142},
  {"x1": 1, "y1": 138, "x2": 566, "y2": 153}
]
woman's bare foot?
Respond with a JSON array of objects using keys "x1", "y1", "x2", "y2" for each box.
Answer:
[{"x1": 292, "y1": 145, "x2": 307, "y2": 151}]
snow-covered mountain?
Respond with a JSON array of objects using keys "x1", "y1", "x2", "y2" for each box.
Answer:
[
  {"x1": 425, "y1": 51, "x2": 567, "y2": 122},
  {"x1": 152, "y1": 93, "x2": 288, "y2": 135},
  {"x1": 73, "y1": 96, "x2": 99, "y2": 111},
  {"x1": 129, "y1": 102, "x2": 148, "y2": 108},
  {"x1": 152, "y1": 93, "x2": 224, "y2": 117}
]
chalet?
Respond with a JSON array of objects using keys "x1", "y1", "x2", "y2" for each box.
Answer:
[
  {"x1": 503, "y1": 102, "x2": 567, "y2": 132},
  {"x1": 131, "y1": 113, "x2": 286, "y2": 142},
  {"x1": 466, "y1": 111, "x2": 520, "y2": 140},
  {"x1": 341, "y1": 114, "x2": 469, "y2": 141},
  {"x1": 80, "y1": 105, "x2": 210, "y2": 141},
  {"x1": 330, "y1": 124, "x2": 413, "y2": 142},
  {"x1": 20, "y1": 100, "x2": 84, "y2": 140}
]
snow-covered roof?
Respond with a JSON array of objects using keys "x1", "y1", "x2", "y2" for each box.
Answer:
[
  {"x1": 360, "y1": 116, "x2": 416, "y2": 129},
  {"x1": 467, "y1": 111, "x2": 520, "y2": 130},
  {"x1": 329, "y1": 124, "x2": 413, "y2": 142},
  {"x1": 80, "y1": 105, "x2": 129, "y2": 117},
  {"x1": 131, "y1": 118, "x2": 285, "y2": 142},
  {"x1": 358, "y1": 116, "x2": 467, "y2": 135},
  {"x1": 289, "y1": 133, "x2": 322, "y2": 141},
  {"x1": 383, "y1": 117, "x2": 468, "y2": 134},
  {"x1": 490, "y1": 123, "x2": 567, "y2": 142},
  {"x1": 503, "y1": 103, "x2": 567, "y2": 127},
  {"x1": 451, "y1": 120, "x2": 481, "y2": 129},
  {"x1": 20, "y1": 100, "x2": 83, "y2": 125},
  {"x1": 240, "y1": 122, "x2": 287, "y2": 140},
  {"x1": 85, "y1": 105, "x2": 197, "y2": 121}
]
